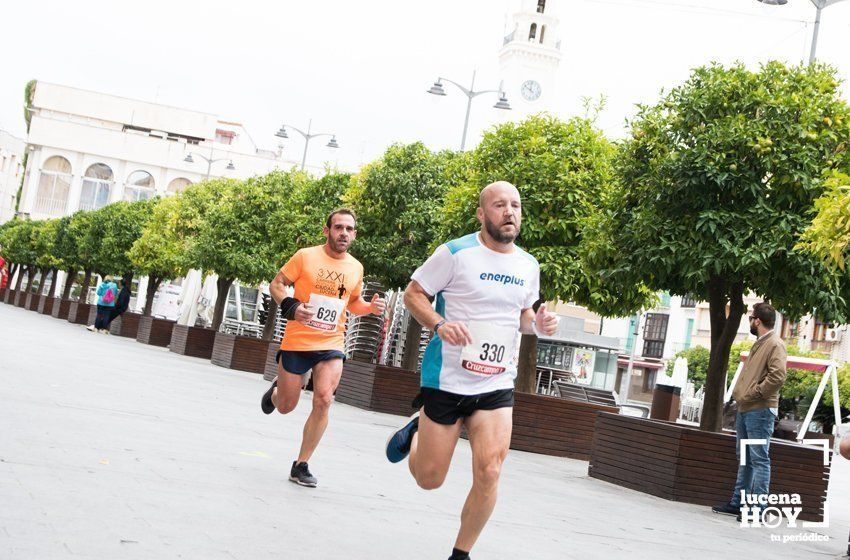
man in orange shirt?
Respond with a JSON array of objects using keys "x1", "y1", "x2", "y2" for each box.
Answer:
[{"x1": 261, "y1": 208, "x2": 385, "y2": 487}]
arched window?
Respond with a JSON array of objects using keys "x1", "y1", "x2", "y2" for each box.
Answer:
[
  {"x1": 537, "y1": 0, "x2": 546, "y2": 13},
  {"x1": 79, "y1": 163, "x2": 113, "y2": 211},
  {"x1": 167, "y1": 177, "x2": 191, "y2": 194},
  {"x1": 528, "y1": 23, "x2": 537, "y2": 41},
  {"x1": 540, "y1": 25, "x2": 546, "y2": 43},
  {"x1": 34, "y1": 156, "x2": 72, "y2": 215},
  {"x1": 124, "y1": 170, "x2": 156, "y2": 202}
]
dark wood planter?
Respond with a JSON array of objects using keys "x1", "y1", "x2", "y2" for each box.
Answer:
[
  {"x1": 263, "y1": 343, "x2": 280, "y2": 381},
  {"x1": 109, "y1": 312, "x2": 141, "y2": 338},
  {"x1": 335, "y1": 361, "x2": 615, "y2": 460},
  {"x1": 170, "y1": 324, "x2": 217, "y2": 359},
  {"x1": 26, "y1": 293, "x2": 41, "y2": 311},
  {"x1": 4, "y1": 288, "x2": 17, "y2": 304},
  {"x1": 336, "y1": 360, "x2": 420, "y2": 416},
  {"x1": 38, "y1": 295, "x2": 55, "y2": 315},
  {"x1": 210, "y1": 332, "x2": 275, "y2": 374},
  {"x1": 67, "y1": 301, "x2": 93, "y2": 325},
  {"x1": 588, "y1": 413, "x2": 831, "y2": 522},
  {"x1": 136, "y1": 316, "x2": 176, "y2": 347},
  {"x1": 51, "y1": 298, "x2": 71, "y2": 319},
  {"x1": 15, "y1": 290, "x2": 28, "y2": 308},
  {"x1": 0, "y1": 287, "x2": 6, "y2": 303}
]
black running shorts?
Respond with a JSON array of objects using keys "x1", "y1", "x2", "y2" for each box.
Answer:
[{"x1": 412, "y1": 387, "x2": 514, "y2": 425}]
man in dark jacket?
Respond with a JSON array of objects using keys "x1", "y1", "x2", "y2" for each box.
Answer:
[{"x1": 105, "y1": 278, "x2": 132, "y2": 330}]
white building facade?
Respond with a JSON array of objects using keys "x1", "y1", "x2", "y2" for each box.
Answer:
[
  {"x1": 19, "y1": 81, "x2": 297, "y2": 221},
  {"x1": 0, "y1": 129, "x2": 25, "y2": 224}
]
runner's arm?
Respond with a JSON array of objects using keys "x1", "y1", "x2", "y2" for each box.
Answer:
[
  {"x1": 403, "y1": 280, "x2": 472, "y2": 346},
  {"x1": 268, "y1": 268, "x2": 294, "y2": 305}
]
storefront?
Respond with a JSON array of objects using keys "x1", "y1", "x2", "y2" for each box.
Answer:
[{"x1": 536, "y1": 323, "x2": 621, "y2": 392}]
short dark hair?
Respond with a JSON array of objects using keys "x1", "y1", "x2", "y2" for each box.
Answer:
[
  {"x1": 752, "y1": 302, "x2": 776, "y2": 329},
  {"x1": 326, "y1": 208, "x2": 357, "y2": 229}
]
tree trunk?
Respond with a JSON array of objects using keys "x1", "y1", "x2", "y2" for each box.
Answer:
[
  {"x1": 401, "y1": 313, "x2": 424, "y2": 371},
  {"x1": 143, "y1": 275, "x2": 162, "y2": 317},
  {"x1": 699, "y1": 277, "x2": 746, "y2": 432},
  {"x1": 24, "y1": 267, "x2": 36, "y2": 293},
  {"x1": 122, "y1": 272, "x2": 134, "y2": 286},
  {"x1": 9, "y1": 262, "x2": 18, "y2": 284},
  {"x1": 261, "y1": 297, "x2": 279, "y2": 341},
  {"x1": 46, "y1": 268, "x2": 59, "y2": 299},
  {"x1": 14, "y1": 265, "x2": 26, "y2": 291},
  {"x1": 79, "y1": 270, "x2": 92, "y2": 303},
  {"x1": 515, "y1": 334, "x2": 539, "y2": 394},
  {"x1": 62, "y1": 269, "x2": 76, "y2": 300},
  {"x1": 211, "y1": 277, "x2": 234, "y2": 331},
  {"x1": 36, "y1": 267, "x2": 48, "y2": 293}
]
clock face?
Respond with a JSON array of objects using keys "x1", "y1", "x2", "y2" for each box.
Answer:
[{"x1": 521, "y1": 80, "x2": 542, "y2": 102}]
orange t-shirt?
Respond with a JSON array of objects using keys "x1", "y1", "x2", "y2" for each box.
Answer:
[{"x1": 279, "y1": 245, "x2": 364, "y2": 352}]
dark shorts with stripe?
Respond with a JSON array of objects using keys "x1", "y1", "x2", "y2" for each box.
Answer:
[
  {"x1": 276, "y1": 349, "x2": 346, "y2": 375},
  {"x1": 412, "y1": 387, "x2": 515, "y2": 425}
]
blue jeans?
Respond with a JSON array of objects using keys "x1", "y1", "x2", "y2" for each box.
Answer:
[{"x1": 730, "y1": 408, "x2": 776, "y2": 507}]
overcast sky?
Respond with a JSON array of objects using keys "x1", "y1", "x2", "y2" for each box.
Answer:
[{"x1": 1, "y1": 0, "x2": 848, "y2": 172}]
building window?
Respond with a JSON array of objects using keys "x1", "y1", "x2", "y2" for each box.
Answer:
[
  {"x1": 537, "y1": 0, "x2": 546, "y2": 13},
  {"x1": 681, "y1": 294, "x2": 697, "y2": 308},
  {"x1": 658, "y1": 291, "x2": 671, "y2": 308},
  {"x1": 215, "y1": 129, "x2": 235, "y2": 145},
  {"x1": 643, "y1": 313, "x2": 669, "y2": 358},
  {"x1": 540, "y1": 25, "x2": 546, "y2": 43},
  {"x1": 167, "y1": 177, "x2": 192, "y2": 194},
  {"x1": 79, "y1": 163, "x2": 113, "y2": 211},
  {"x1": 34, "y1": 155, "x2": 72, "y2": 215},
  {"x1": 528, "y1": 23, "x2": 537, "y2": 40},
  {"x1": 124, "y1": 170, "x2": 156, "y2": 202}
]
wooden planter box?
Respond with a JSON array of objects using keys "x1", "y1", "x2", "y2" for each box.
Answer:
[
  {"x1": 170, "y1": 324, "x2": 217, "y2": 359},
  {"x1": 67, "y1": 301, "x2": 94, "y2": 325},
  {"x1": 26, "y1": 293, "x2": 41, "y2": 311},
  {"x1": 210, "y1": 332, "x2": 275, "y2": 374},
  {"x1": 51, "y1": 299, "x2": 72, "y2": 319},
  {"x1": 109, "y1": 312, "x2": 141, "y2": 338},
  {"x1": 136, "y1": 316, "x2": 176, "y2": 347},
  {"x1": 336, "y1": 361, "x2": 420, "y2": 416},
  {"x1": 263, "y1": 343, "x2": 281, "y2": 381},
  {"x1": 335, "y1": 361, "x2": 615, "y2": 460},
  {"x1": 588, "y1": 413, "x2": 831, "y2": 522},
  {"x1": 38, "y1": 295, "x2": 55, "y2": 315},
  {"x1": 4, "y1": 288, "x2": 17, "y2": 304},
  {"x1": 15, "y1": 290, "x2": 28, "y2": 307}
]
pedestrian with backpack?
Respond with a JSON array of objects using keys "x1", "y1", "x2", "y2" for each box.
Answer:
[{"x1": 88, "y1": 276, "x2": 118, "y2": 334}]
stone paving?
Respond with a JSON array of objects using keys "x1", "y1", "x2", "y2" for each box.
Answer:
[{"x1": 1, "y1": 303, "x2": 848, "y2": 559}]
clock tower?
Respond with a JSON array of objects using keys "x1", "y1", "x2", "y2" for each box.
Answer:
[{"x1": 498, "y1": 0, "x2": 562, "y2": 117}]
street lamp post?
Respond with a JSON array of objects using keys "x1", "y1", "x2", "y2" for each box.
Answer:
[
  {"x1": 184, "y1": 145, "x2": 235, "y2": 179},
  {"x1": 758, "y1": 0, "x2": 850, "y2": 63},
  {"x1": 275, "y1": 119, "x2": 339, "y2": 171},
  {"x1": 426, "y1": 70, "x2": 511, "y2": 151}
]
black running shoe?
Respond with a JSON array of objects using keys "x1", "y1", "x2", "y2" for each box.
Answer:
[
  {"x1": 261, "y1": 380, "x2": 277, "y2": 415},
  {"x1": 289, "y1": 461, "x2": 317, "y2": 487},
  {"x1": 386, "y1": 412, "x2": 419, "y2": 463},
  {"x1": 712, "y1": 502, "x2": 740, "y2": 516}
]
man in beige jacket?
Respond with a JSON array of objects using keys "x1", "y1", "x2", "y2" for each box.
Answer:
[{"x1": 712, "y1": 302, "x2": 787, "y2": 521}]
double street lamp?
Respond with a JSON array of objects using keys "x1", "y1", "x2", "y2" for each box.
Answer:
[
  {"x1": 183, "y1": 146, "x2": 235, "y2": 179},
  {"x1": 275, "y1": 119, "x2": 339, "y2": 171},
  {"x1": 758, "y1": 0, "x2": 849, "y2": 63},
  {"x1": 427, "y1": 70, "x2": 511, "y2": 151}
]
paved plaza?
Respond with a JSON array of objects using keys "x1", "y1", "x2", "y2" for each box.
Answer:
[{"x1": 1, "y1": 303, "x2": 848, "y2": 560}]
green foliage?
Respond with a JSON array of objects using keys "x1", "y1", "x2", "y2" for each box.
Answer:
[
  {"x1": 53, "y1": 214, "x2": 80, "y2": 272},
  {"x1": 68, "y1": 210, "x2": 103, "y2": 272},
  {"x1": 1, "y1": 219, "x2": 38, "y2": 265},
  {"x1": 346, "y1": 142, "x2": 457, "y2": 289},
  {"x1": 23, "y1": 80, "x2": 35, "y2": 131},
  {"x1": 95, "y1": 199, "x2": 156, "y2": 277},
  {"x1": 591, "y1": 61, "x2": 850, "y2": 323},
  {"x1": 797, "y1": 171, "x2": 850, "y2": 271},
  {"x1": 439, "y1": 115, "x2": 653, "y2": 314},
  {"x1": 187, "y1": 175, "x2": 288, "y2": 286},
  {"x1": 267, "y1": 169, "x2": 335, "y2": 256},
  {"x1": 33, "y1": 219, "x2": 61, "y2": 270},
  {"x1": 665, "y1": 345, "x2": 710, "y2": 389}
]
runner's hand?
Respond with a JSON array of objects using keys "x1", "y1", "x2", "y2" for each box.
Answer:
[
  {"x1": 294, "y1": 303, "x2": 316, "y2": 323},
  {"x1": 535, "y1": 304, "x2": 559, "y2": 336},
  {"x1": 437, "y1": 321, "x2": 473, "y2": 346},
  {"x1": 368, "y1": 293, "x2": 386, "y2": 315}
]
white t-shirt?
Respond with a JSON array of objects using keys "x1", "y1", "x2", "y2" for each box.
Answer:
[{"x1": 411, "y1": 232, "x2": 541, "y2": 395}]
